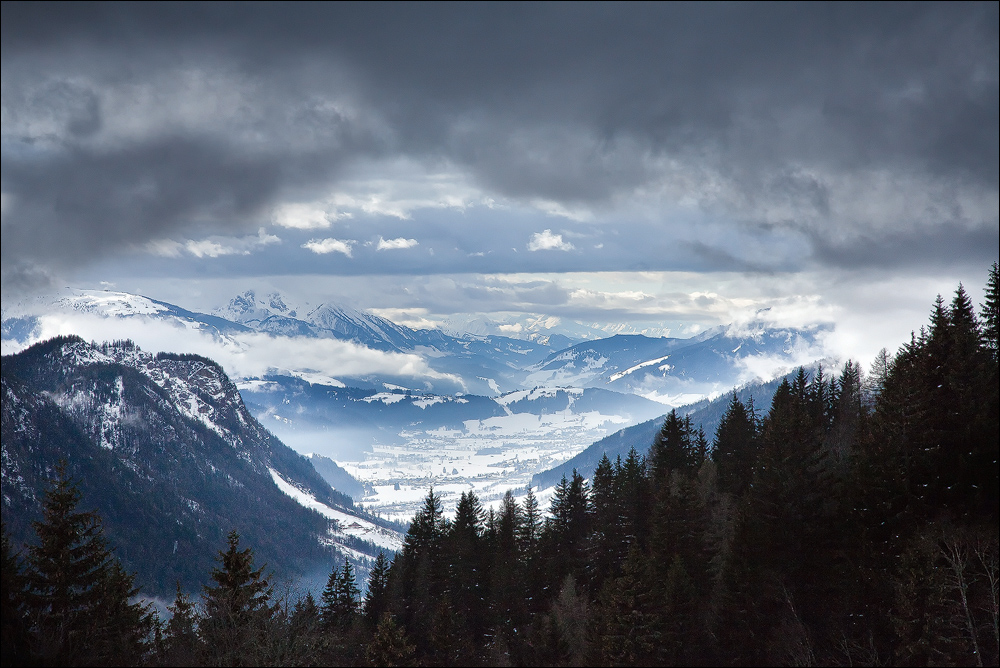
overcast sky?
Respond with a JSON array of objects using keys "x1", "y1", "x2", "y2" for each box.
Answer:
[{"x1": 2, "y1": 2, "x2": 997, "y2": 365}]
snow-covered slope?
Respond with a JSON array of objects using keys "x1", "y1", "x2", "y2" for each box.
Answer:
[
  {"x1": 213, "y1": 290, "x2": 557, "y2": 393},
  {"x1": 3, "y1": 288, "x2": 251, "y2": 346},
  {"x1": 526, "y1": 326, "x2": 827, "y2": 403},
  {"x1": 239, "y1": 377, "x2": 665, "y2": 453},
  {"x1": 216, "y1": 290, "x2": 441, "y2": 353},
  {"x1": 239, "y1": 375, "x2": 668, "y2": 520}
]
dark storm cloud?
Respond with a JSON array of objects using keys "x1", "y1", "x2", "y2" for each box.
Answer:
[
  {"x1": 682, "y1": 242, "x2": 779, "y2": 275},
  {"x1": 2, "y1": 2, "x2": 997, "y2": 291},
  {"x1": 809, "y1": 221, "x2": 1000, "y2": 270}
]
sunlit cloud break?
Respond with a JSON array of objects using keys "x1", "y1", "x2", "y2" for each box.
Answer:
[
  {"x1": 272, "y1": 204, "x2": 331, "y2": 230},
  {"x1": 301, "y1": 238, "x2": 355, "y2": 257},
  {"x1": 527, "y1": 230, "x2": 574, "y2": 252},
  {"x1": 376, "y1": 237, "x2": 419, "y2": 251},
  {"x1": 145, "y1": 228, "x2": 280, "y2": 258}
]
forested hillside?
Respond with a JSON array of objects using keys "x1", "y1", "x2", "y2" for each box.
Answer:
[
  {"x1": 374, "y1": 266, "x2": 998, "y2": 666},
  {"x1": 3, "y1": 264, "x2": 997, "y2": 666},
  {"x1": 0, "y1": 337, "x2": 395, "y2": 597},
  {"x1": 531, "y1": 372, "x2": 790, "y2": 490}
]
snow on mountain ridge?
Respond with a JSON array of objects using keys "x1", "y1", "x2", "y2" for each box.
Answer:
[
  {"x1": 214, "y1": 290, "x2": 425, "y2": 352},
  {"x1": 3, "y1": 336, "x2": 402, "y2": 595},
  {"x1": 495, "y1": 386, "x2": 585, "y2": 406},
  {"x1": 52, "y1": 339, "x2": 244, "y2": 443},
  {"x1": 306, "y1": 302, "x2": 412, "y2": 340},
  {"x1": 55, "y1": 290, "x2": 170, "y2": 317},
  {"x1": 609, "y1": 355, "x2": 672, "y2": 382},
  {"x1": 3, "y1": 287, "x2": 830, "y2": 410}
]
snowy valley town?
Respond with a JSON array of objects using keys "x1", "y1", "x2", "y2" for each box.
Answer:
[{"x1": 2, "y1": 3, "x2": 998, "y2": 667}]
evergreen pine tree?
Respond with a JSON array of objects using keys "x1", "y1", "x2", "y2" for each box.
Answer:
[
  {"x1": 23, "y1": 462, "x2": 154, "y2": 665},
  {"x1": 402, "y1": 487, "x2": 445, "y2": 553},
  {"x1": 712, "y1": 393, "x2": 758, "y2": 495},
  {"x1": 161, "y1": 582, "x2": 202, "y2": 666},
  {"x1": 947, "y1": 283, "x2": 997, "y2": 518},
  {"x1": 483, "y1": 506, "x2": 498, "y2": 545},
  {"x1": 982, "y1": 261, "x2": 999, "y2": 362},
  {"x1": 366, "y1": 612, "x2": 416, "y2": 667},
  {"x1": 517, "y1": 485, "x2": 546, "y2": 620},
  {"x1": 363, "y1": 551, "x2": 392, "y2": 629},
  {"x1": 587, "y1": 454, "x2": 623, "y2": 589},
  {"x1": 594, "y1": 544, "x2": 660, "y2": 666},
  {"x1": 199, "y1": 530, "x2": 275, "y2": 665},
  {"x1": 517, "y1": 486, "x2": 542, "y2": 550},
  {"x1": 90, "y1": 560, "x2": 154, "y2": 664},
  {"x1": 650, "y1": 409, "x2": 697, "y2": 478},
  {"x1": 389, "y1": 487, "x2": 447, "y2": 657},
  {"x1": 828, "y1": 360, "x2": 864, "y2": 464},
  {"x1": 317, "y1": 559, "x2": 362, "y2": 664},
  {"x1": 979, "y1": 264, "x2": 1000, "y2": 518},
  {"x1": 322, "y1": 567, "x2": 337, "y2": 625},
  {"x1": 543, "y1": 470, "x2": 591, "y2": 586},
  {"x1": 321, "y1": 559, "x2": 359, "y2": 631},
  {"x1": 547, "y1": 474, "x2": 573, "y2": 537},
  {"x1": 619, "y1": 448, "x2": 650, "y2": 548},
  {"x1": 1, "y1": 523, "x2": 31, "y2": 666},
  {"x1": 451, "y1": 491, "x2": 485, "y2": 542},
  {"x1": 337, "y1": 560, "x2": 360, "y2": 623},
  {"x1": 446, "y1": 491, "x2": 487, "y2": 659},
  {"x1": 488, "y1": 490, "x2": 528, "y2": 657},
  {"x1": 287, "y1": 592, "x2": 323, "y2": 665},
  {"x1": 495, "y1": 489, "x2": 522, "y2": 554}
]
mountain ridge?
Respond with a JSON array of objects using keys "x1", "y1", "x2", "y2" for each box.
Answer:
[{"x1": 1, "y1": 336, "x2": 403, "y2": 595}]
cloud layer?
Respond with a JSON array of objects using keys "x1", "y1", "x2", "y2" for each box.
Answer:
[
  {"x1": 12, "y1": 311, "x2": 459, "y2": 389},
  {"x1": 2, "y1": 3, "x2": 996, "y2": 294}
]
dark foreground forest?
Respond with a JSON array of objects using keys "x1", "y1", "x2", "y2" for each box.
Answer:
[{"x1": 3, "y1": 264, "x2": 998, "y2": 667}]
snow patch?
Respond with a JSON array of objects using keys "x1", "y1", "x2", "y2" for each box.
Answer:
[
  {"x1": 288, "y1": 370, "x2": 346, "y2": 387},
  {"x1": 639, "y1": 391, "x2": 708, "y2": 406},
  {"x1": 525, "y1": 354, "x2": 609, "y2": 387},
  {"x1": 496, "y1": 386, "x2": 583, "y2": 406},
  {"x1": 608, "y1": 355, "x2": 670, "y2": 382},
  {"x1": 268, "y1": 468, "x2": 402, "y2": 551},
  {"x1": 236, "y1": 380, "x2": 283, "y2": 393},
  {"x1": 55, "y1": 290, "x2": 170, "y2": 317},
  {"x1": 363, "y1": 392, "x2": 408, "y2": 405}
]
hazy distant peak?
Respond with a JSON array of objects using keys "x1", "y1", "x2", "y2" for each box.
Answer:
[{"x1": 267, "y1": 292, "x2": 292, "y2": 315}]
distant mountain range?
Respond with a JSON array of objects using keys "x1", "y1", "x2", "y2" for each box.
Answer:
[
  {"x1": 1, "y1": 336, "x2": 402, "y2": 596},
  {"x1": 524, "y1": 326, "x2": 819, "y2": 403},
  {"x1": 2, "y1": 287, "x2": 830, "y2": 518},
  {"x1": 3, "y1": 287, "x2": 827, "y2": 401},
  {"x1": 240, "y1": 375, "x2": 667, "y2": 461}
]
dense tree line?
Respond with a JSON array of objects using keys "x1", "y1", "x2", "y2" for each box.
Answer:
[
  {"x1": 372, "y1": 264, "x2": 998, "y2": 667},
  {"x1": 2, "y1": 264, "x2": 997, "y2": 666}
]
